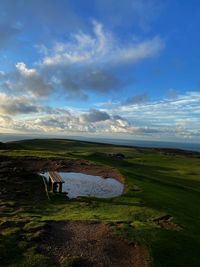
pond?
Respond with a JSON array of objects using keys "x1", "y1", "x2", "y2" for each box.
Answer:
[{"x1": 42, "y1": 172, "x2": 124, "y2": 199}]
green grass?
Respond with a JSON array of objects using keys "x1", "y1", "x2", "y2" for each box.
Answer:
[
  {"x1": 0, "y1": 138, "x2": 200, "y2": 266},
  {"x1": 23, "y1": 221, "x2": 46, "y2": 231}
]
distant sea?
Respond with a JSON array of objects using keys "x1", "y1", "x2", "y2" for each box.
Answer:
[
  {"x1": 97, "y1": 138, "x2": 200, "y2": 153},
  {"x1": 0, "y1": 134, "x2": 200, "y2": 153}
]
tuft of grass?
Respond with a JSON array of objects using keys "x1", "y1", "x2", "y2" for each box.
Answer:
[
  {"x1": 23, "y1": 221, "x2": 46, "y2": 231},
  {"x1": 24, "y1": 229, "x2": 45, "y2": 242},
  {"x1": 130, "y1": 220, "x2": 159, "y2": 230},
  {"x1": 1, "y1": 227, "x2": 21, "y2": 236}
]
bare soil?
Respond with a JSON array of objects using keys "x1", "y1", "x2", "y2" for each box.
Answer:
[
  {"x1": 0, "y1": 156, "x2": 124, "y2": 182},
  {"x1": 39, "y1": 221, "x2": 149, "y2": 267}
]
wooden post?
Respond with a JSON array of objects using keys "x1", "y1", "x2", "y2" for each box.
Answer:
[
  {"x1": 54, "y1": 183, "x2": 58, "y2": 193},
  {"x1": 59, "y1": 183, "x2": 62, "y2": 193},
  {"x1": 52, "y1": 182, "x2": 55, "y2": 192}
]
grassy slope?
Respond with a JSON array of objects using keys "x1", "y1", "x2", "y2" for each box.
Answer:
[{"x1": 0, "y1": 139, "x2": 200, "y2": 267}]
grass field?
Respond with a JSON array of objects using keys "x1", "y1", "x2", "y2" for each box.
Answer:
[{"x1": 0, "y1": 139, "x2": 200, "y2": 266}]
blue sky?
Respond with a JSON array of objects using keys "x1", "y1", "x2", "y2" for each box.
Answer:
[{"x1": 0, "y1": 0, "x2": 200, "y2": 142}]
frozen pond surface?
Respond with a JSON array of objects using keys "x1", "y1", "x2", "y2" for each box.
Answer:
[{"x1": 42, "y1": 172, "x2": 124, "y2": 199}]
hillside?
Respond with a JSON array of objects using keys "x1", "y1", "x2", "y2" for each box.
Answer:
[{"x1": 0, "y1": 139, "x2": 200, "y2": 267}]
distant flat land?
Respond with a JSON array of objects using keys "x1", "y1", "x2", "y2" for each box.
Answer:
[{"x1": 0, "y1": 139, "x2": 200, "y2": 267}]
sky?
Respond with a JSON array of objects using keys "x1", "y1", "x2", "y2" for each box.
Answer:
[{"x1": 0, "y1": 0, "x2": 200, "y2": 142}]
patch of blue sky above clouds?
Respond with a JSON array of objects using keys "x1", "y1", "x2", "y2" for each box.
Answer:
[{"x1": 0, "y1": 0, "x2": 200, "y2": 142}]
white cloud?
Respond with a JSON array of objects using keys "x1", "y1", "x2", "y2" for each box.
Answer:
[
  {"x1": 36, "y1": 21, "x2": 163, "y2": 98},
  {"x1": 103, "y1": 91, "x2": 200, "y2": 140},
  {"x1": 0, "y1": 93, "x2": 39, "y2": 115},
  {"x1": 16, "y1": 62, "x2": 37, "y2": 77},
  {"x1": 0, "y1": 21, "x2": 164, "y2": 99},
  {"x1": 42, "y1": 21, "x2": 112, "y2": 66},
  {"x1": 0, "y1": 114, "x2": 135, "y2": 135},
  {"x1": 0, "y1": 91, "x2": 200, "y2": 140},
  {"x1": 1, "y1": 62, "x2": 53, "y2": 97},
  {"x1": 42, "y1": 21, "x2": 163, "y2": 68},
  {"x1": 80, "y1": 109, "x2": 110, "y2": 123},
  {"x1": 0, "y1": 92, "x2": 135, "y2": 134}
]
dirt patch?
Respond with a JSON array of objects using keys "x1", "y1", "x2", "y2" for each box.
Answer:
[
  {"x1": 0, "y1": 156, "x2": 124, "y2": 183},
  {"x1": 39, "y1": 221, "x2": 149, "y2": 267},
  {"x1": 154, "y1": 215, "x2": 182, "y2": 231}
]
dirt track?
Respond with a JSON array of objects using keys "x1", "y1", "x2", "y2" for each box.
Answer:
[{"x1": 39, "y1": 221, "x2": 149, "y2": 267}]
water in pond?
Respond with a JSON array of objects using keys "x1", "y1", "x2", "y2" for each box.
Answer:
[{"x1": 42, "y1": 172, "x2": 124, "y2": 199}]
